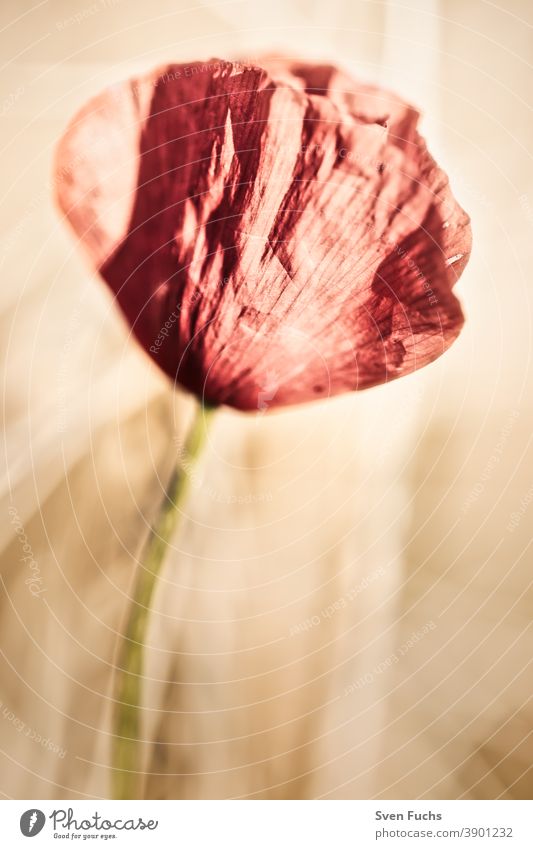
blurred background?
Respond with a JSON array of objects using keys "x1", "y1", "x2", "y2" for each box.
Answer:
[{"x1": 0, "y1": 0, "x2": 532, "y2": 799}]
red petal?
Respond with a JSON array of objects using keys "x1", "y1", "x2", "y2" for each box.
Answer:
[{"x1": 55, "y1": 58, "x2": 471, "y2": 410}]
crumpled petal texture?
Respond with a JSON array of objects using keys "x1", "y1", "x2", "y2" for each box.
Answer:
[{"x1": 55, "y1": 58, "x2": 471, "y2": 411}]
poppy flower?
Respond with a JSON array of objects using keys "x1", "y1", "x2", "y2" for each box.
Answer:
[{"x1": 55, "y1": 57, "x2": 471, "y2": 411}]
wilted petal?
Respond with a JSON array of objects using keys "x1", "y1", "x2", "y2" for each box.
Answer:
[{"x1": 55, "y1": 58, "x2": 471, "y2": 411}]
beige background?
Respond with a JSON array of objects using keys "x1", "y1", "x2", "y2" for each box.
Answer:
[{"x1": 0, "y1": 0, "x2": 532, "y2": 798}]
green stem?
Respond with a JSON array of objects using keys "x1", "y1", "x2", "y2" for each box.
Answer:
[{"x1": 112, "y1": 401, "x2": 216, "y2": 800}]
